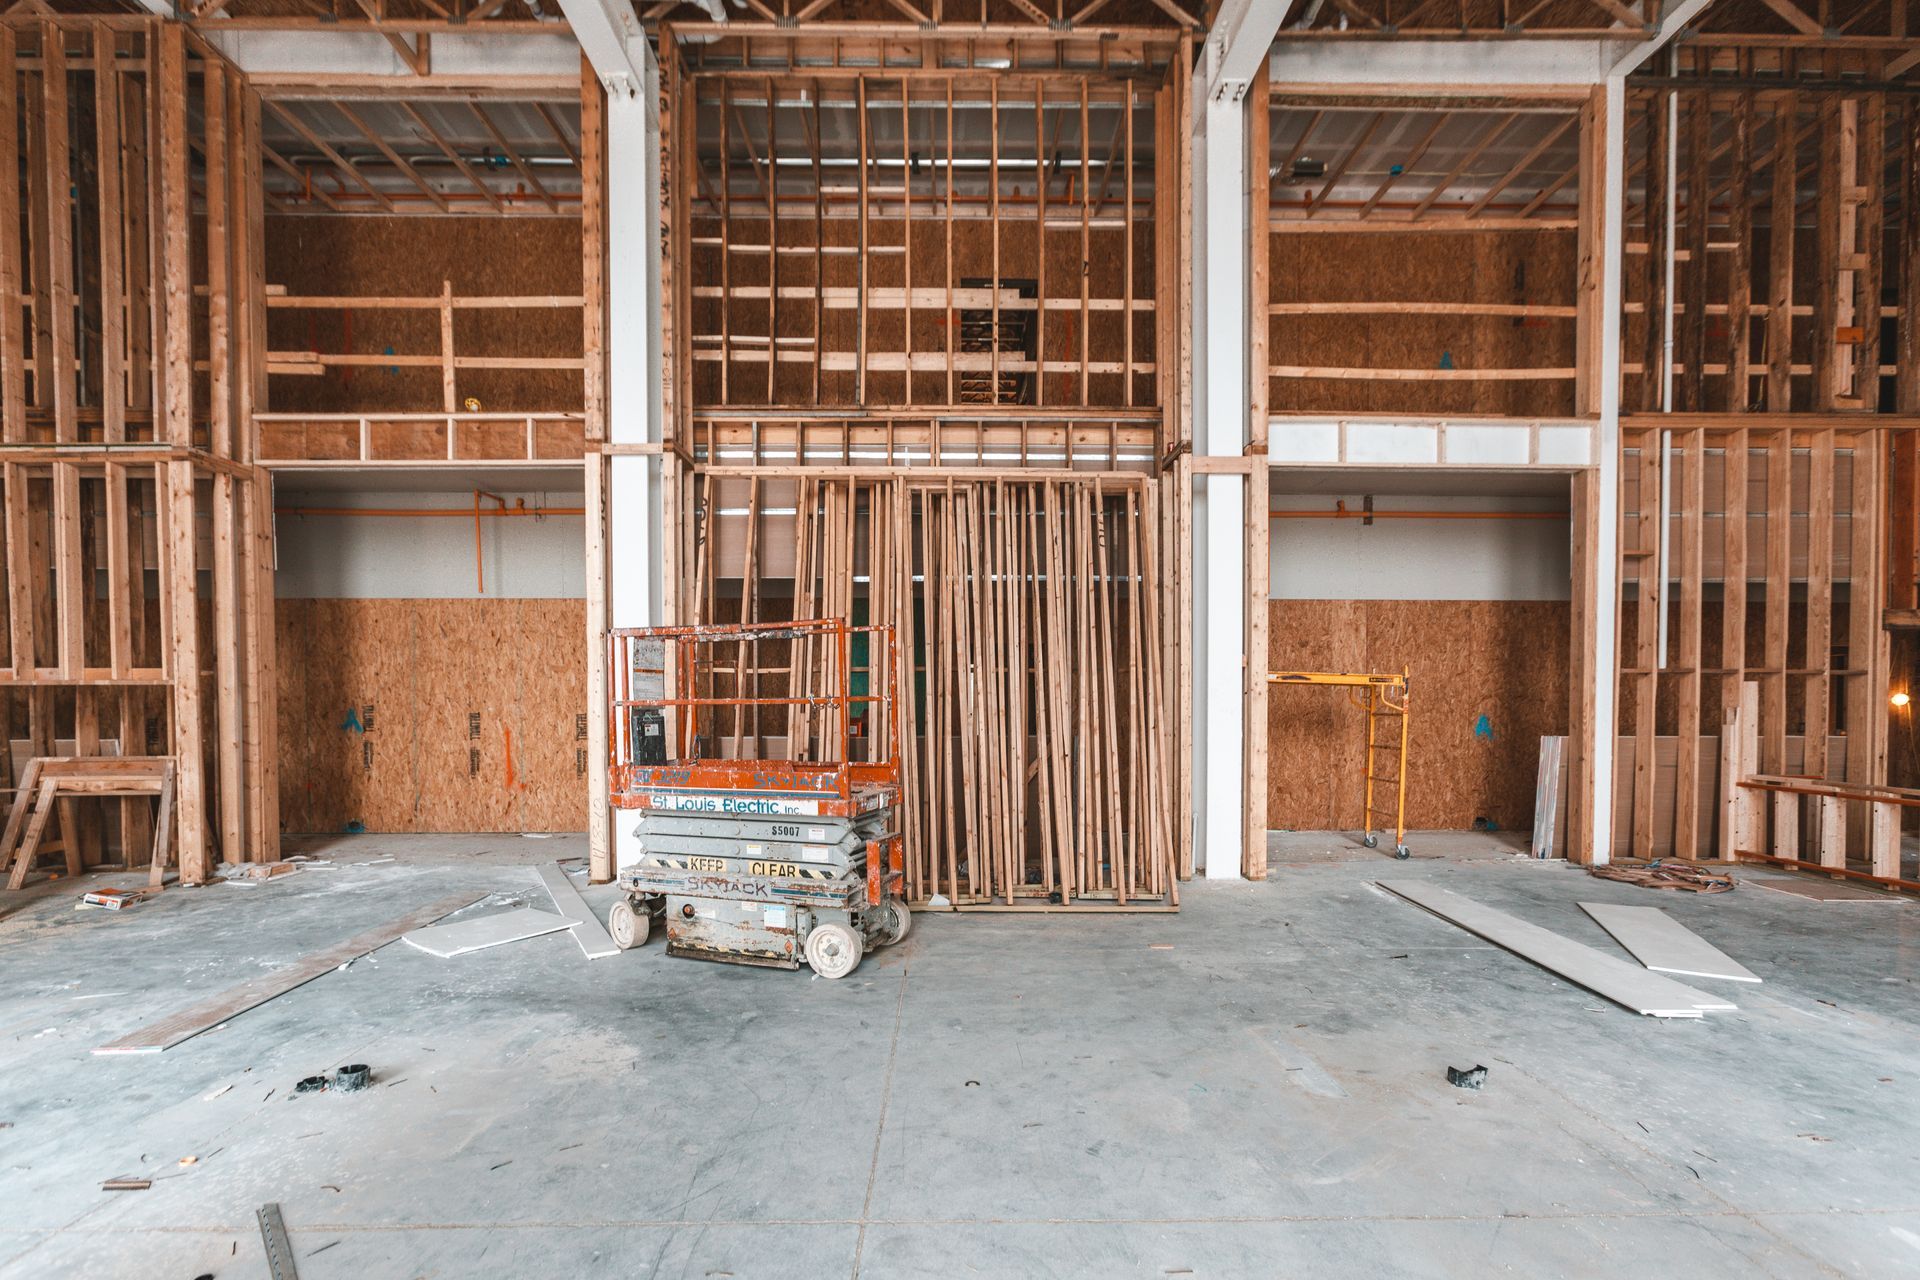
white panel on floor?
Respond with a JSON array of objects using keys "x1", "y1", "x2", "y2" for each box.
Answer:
[
  {"x1": 1379, "y1": 881, "x2": 1732, "y2": 1016},
  {"x1": 1579, "y1": 903, "x2": 1762, "y2": 983},
  {"x1": 403, "y1": 908, "x2": 572, "y2": 959},
  {"x1": 539, "y1": 862, "x2": 622, "y2": 960}
]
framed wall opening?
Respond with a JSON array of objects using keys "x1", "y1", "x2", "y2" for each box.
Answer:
[{"x1": 1263, "y1": 467, "x2": 1579, "y2": 867}]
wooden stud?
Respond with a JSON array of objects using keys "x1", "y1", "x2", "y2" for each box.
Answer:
[
  {"x1": 1767, "y1": 94, "x2": 1797, "y2": 411},
  {"x1": 1812, "y1": 95, "x2": 1842, "y2": 410},
  {"x1": 1763, "y1": 430, "x2": 1790, "y2": 773},
  {"x1": 40, "y1": 20, "x2": 75, "y2": 442},
  {"x1": 1805, "y1": 429, "x2": 1835, "y2": 778},
  {"x1": 1727, "y1": 89, "x2": 1753, "y2": 412},
  {"x1": 94, "y1": 25, "x2": 127, "y2": 443}
]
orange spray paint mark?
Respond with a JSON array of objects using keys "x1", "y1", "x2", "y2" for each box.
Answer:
[{"x1": 502, "y1": 726, "x2": 518, "y2": 791}]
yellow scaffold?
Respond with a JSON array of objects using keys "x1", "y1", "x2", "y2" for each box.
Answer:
[{"x1": 1266, "y1": 669, "x2": 1411, "y2": 859}]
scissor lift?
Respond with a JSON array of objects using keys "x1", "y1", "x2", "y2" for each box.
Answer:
[
  {"x1": 1267, "y1": 669, "x2": 1412, "y2": 859},
  {"x1": 605, "y1": 619, "x2": 909, "y2": 979}
]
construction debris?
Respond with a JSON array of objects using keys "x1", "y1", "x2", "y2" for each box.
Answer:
[
  {"x1": 1446, "y1": 1065, "x2": 1488, "y2": 1090},
  {"x1": 1586, "y1": 861, "x2": 1734, "y2": 894},
  {"x1": 77, "y1": 888, "x2": 149, "y2": 912}
]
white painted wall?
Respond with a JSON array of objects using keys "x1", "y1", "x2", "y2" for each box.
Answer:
[
  {"x1": 1270, "y1": 494, "x2": 1570, "y2": 602},
  {"x1": 273, "y1": 489, "x2": 586, "y2": 600}
]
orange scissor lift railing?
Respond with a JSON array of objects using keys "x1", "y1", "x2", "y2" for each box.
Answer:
[{"x1": 608, "y1": 618, "x2": 904, "y2": 905}]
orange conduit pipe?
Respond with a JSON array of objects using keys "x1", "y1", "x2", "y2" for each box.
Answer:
[
  {"x1": 1270, "y1": 510, "x2": 1568, "y2": 520},
  {"x1": 272, "y1": 507, "x2": 587, "y2": 517}
]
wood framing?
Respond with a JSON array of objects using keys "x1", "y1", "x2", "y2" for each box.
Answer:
[
  {"x1": 0, "y1": 16, "x2": 275, "y2": 884},
  {"x1": 659, "y1": 21, "x2": 1191, "y2": 907}
]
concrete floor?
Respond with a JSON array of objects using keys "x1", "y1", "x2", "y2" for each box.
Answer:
[{"x1": 2, "y1": 834, "x2": 1918, "y2": 1278}]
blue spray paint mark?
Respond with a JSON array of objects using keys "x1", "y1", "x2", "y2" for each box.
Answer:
[
  {"x1": 341, "y1": 707, "x2": 364, "y2": 734},
  {"x1": 1473, "y1": 714, "x2": 1493, "y2": 740},
  {"x1": 1439, "y1": 350, "x2": 1456, "y2": 370}
]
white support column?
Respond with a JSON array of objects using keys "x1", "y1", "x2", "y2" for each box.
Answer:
[
  {"x1": 1589, "y1": 73, "x2": 1626, "y2": 867},
  {"x1": 1583, "y1": 1, "x2": 1708, "y2": 864},
  {"x1": 1182, "y1": 0, "x2": 1290, "y2": 886},
  {"x1": 599, "y1": 49, "x2": 664, "y2": 874},
  {"x1": 1193, "y1": 93, "x2": 1249, "y2": 882},
  {"x1": 1188, "y1": 1, "x2": 1291, "y2": 883}
]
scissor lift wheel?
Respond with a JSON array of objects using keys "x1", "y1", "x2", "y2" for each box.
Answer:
[
  {"x1": 805, "y1": 922, "x2": 863, "y2": 980},
  {"x1": 608, "y1": 897, "x2": 650, "y2": 950},
  {"x1": 880, "y1": 899, "x2": 912, "y2": 945}
]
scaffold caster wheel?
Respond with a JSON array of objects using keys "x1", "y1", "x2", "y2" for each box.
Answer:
[
  {"x1": 1362, "y1": 833, "x2": 1379, "y2": 849},
  {"x1": 880, "y1": 899, "x2": 912, "y2": 946},
  {"x1": 608, "y1": 898, "x2": 649, "y2": 950},
  {"x1": 805, "y1": 922, "x2": 863, "y2": 980},
  {"x1": 1394, "y1": 844, "x2": 1412, "y2": 860}
]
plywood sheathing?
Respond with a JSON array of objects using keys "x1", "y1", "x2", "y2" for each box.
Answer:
[
  {"x1": 1265, "y1": 230, "x2": 1579, "y2": 418},
  {"x1": 274, "y1": 598, "x2": 587, "y2": 834},
  {"x1": 262, "y1": 215, "x2": 586, "y2": 417},
  {"x1": 1265, "y1": 599, "x2": 1570, "y2": 834}
]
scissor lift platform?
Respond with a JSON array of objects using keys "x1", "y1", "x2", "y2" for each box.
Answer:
[{"x1": 606, "y1": 620, "x2": 909, "y2": 979}]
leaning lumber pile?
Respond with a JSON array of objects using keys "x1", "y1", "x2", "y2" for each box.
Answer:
[{"x1": 687, "y1": 473, "x2": 1177, "y2": 911}]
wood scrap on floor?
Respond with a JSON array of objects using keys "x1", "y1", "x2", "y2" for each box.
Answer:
[
  {"x1": 92, "y1": 893, "x2": 485, "y2": 1055},
  {"x1": 1378, "y1": 880, "x2": 1733, "y2": 1017},
  {"x1": 536, "y1": 862, "x2": 619, "y2": 960},
  {"x1": 1586, "y1": 860, "x2": 1734, "y2": 893},
  {"x1": 401, "y1": 906, "x2": 571, "y2": 959},
  {"x1": 1578, "y1": 902, "x2": 1761, "y2": 984}
]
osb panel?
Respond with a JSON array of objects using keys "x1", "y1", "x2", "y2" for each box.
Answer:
[
  {"x1": 263, "y1": 215, "x2": 585, "y2": 416},
  {"x1": 1267, "y1": 229, "x2": 1577, "y2": 418},
  {"x1": 275, "y1": 599, "x2": 587, "y2": 834},
  {"x1": 1266, "y1": 599, "x2": 1570, "y2": 833}
]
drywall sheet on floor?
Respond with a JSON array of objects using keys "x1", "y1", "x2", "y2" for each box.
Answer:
[
  {"x1": 275, "y1": 598, "x2": 588, "y2": 834},
  {"x1": 94, "y1": 893, "x2": 486, "y2": 1053},
  {"x1": 403, "y1": 907, "x2": 571, "y2": 958},
  {"x1": 1579, "y1": 903, "x2": 1761, "y2": 983},
  {"x1": 537, "y1": 861, "x2": 620, "y2": 959},
  {"x1": 1379, "y1": 880, "x2": 1730, "y2": 1017},
  {"x1": 1266, "y1": 600, "x2": 1569, "y2": 832}
]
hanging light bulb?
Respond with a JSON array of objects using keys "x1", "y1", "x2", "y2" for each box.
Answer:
[{"x1": 1892, "y1": 691, "x2": 1911, "y2": 709}]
